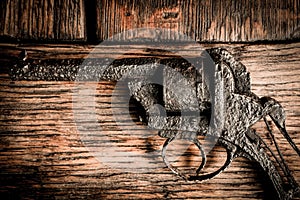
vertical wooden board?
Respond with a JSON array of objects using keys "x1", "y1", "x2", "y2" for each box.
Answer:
[
  {"x1": 96, "y1": 0, "x2": 181, "y2": 41},
  {"x1": 0, "y1": 0, "x2": 86, "y2": 41},
  {"x1": 180, "y1": 0, "x2": 300, "y2": 42},
  {"x1": 0, "y1": 1, "x2": 8, "y2": 37},
  {"x1": 95, "y1": 0, "x2": 300, "y2": 42}
]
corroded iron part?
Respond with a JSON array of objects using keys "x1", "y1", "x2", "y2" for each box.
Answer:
[{"x1": 11, "y1": 48, "x2": 300, "y2": 199}]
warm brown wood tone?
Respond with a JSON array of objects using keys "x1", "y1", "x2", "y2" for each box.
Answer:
[
  {"x1": 0, "y1": 42, "x2": 299, "y2": 199},
  {"x1": 0, "y1": 0, "x2": 86, "y2": 41},
  {"x1": 1, "y1": 0, "x2": 299, "y2": 42},
  {"x1": 96, "y1": 0, "x2": 300, "y2": 42}
]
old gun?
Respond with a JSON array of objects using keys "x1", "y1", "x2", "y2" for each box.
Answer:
[{"x1": 12, "y1": 48, "x2": 300, "y2": 199}]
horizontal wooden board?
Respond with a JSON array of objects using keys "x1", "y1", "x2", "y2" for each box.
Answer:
[
  {"x1": 0, "y1": 0, "x2": 86, "y2": 41},
  {"x1": 96, "y1": 0, "x2": 300, "y2": 42},
  {"x1": 0, "y1": 42, "x2": 300, "y2": 199}
]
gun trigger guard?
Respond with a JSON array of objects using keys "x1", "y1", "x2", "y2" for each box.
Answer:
[
  {"x1": 162, "y1": 136, "x2": 207, "y2": 181},
  {"x1": 189, "y1": 142, "x2": 236, "y2": 181}
]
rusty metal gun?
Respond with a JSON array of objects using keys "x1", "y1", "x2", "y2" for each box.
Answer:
[{"x1": 12, "y1": 48, "x2": 300, "y2": 199}]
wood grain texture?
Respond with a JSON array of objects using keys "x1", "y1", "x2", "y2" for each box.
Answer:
[
  {"x1": 0, "y1": 0, "x2": 86, "y2": 41},
  {"x1": 0, "y1": 42, "x2": 300, "y2": 199},
  {"x1": 1, "y1": 0, "x2": 299, "y2": 42},
  {"x1": 96, "y1": 0, "x2": 300, "y2": 42}
]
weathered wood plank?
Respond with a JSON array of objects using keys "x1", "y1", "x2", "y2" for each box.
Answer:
[
  {"x1": 1, "y1": 0, "x2": 299, "y2": 42},
  {"x1": 96, "y1": 0, "x2": 300, "y2": 42},
  {"x1": 0, "y1": 42, "x2": 300, "y2": 199},
  {"x1": 0, "y1": 0, "x2": 86, "y2": 41}
]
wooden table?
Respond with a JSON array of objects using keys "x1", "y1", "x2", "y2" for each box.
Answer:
[{"x1": 0, "y1": 42, "x2": 299, "y2": 199}]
